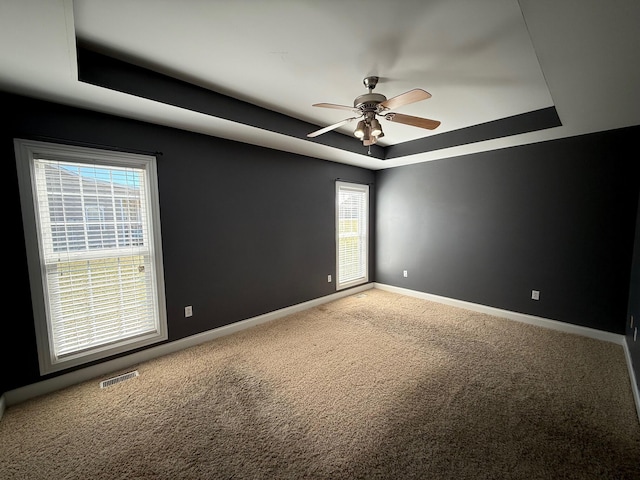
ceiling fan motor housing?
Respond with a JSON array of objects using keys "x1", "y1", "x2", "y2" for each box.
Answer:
[{"x1": 354, "y1": 93, "x2": 387, "y2": 112}]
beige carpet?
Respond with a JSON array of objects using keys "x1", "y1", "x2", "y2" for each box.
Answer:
[{"x1": 1, "y1": 289, "x2": 639, "y2": 479}]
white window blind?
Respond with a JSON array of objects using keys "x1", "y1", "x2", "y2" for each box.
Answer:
[
  {"x1": 15, "y1": 139, "x2": 167, "y2": 374},
  {"x1": 336, "y1": 181, "x2": 369, "y2": 289}
]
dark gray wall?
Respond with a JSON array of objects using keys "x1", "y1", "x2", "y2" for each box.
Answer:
[
  {"x1": 4, "y1": 89, "x2": 639, "y2": 403},
  {"x1": 3, "y1": 92, "x2": 374, "y2": 394},
  {"x1": 627, "y1": 190, "x2": 640, "y2": 394},
  {"x1": 376, "y1": 127, "x2": 640, "y2": 334}
]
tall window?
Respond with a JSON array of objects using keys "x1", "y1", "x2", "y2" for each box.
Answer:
[
  {"x1": 15, "y1": 139, "x2": 167, "y2": 374},
  {"x1": 336, "y1": 181, "x2": 369, "y2": 290}
]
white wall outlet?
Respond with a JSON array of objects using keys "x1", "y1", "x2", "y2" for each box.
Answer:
[
  {"x1": 327, "y1": 274, "x2": 332, "y2": 283},
  {"x1": 403, "y1": 270, "x2": 408, "y2": 278},
  {"x1": 185, "y1": 305, "x2": 193, "y2": 317},
  {"x1": 531, "y1": 290, "x2": 540, "y2": 300}
]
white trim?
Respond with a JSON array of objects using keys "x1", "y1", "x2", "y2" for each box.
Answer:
[
  {"x1": 14, "y1": 138, "x2": 168, "y2": 375},
  {"x1": 374, "y1": 283, "x2": 624, "y2": 345},
  {"x1": 4, "y1": 283, "x2": 373, "y2": 408},
  {"x1": 623, "y1": 340, "x2": 640, "y2": 423},
  {"x1": 62, "y1": 0, "x2": 78, "y2": 80},
  {"x1": 7, "y1": 281, "x2": 637, "y2": 425}
]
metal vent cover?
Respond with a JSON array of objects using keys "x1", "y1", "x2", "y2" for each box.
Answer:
[{"x1": 99, "y1": 370, "x2": 139, "y2": 388}]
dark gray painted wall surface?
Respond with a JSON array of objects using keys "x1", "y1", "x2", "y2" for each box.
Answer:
[
  {"x1": 3, "y1": 92, "x2": 374, "y2": 394},
  {"x1": 627, "y1": 190, "x2": 640, "y2": 394},
  {"x1": 375, "y1": 126, "x2": 640, "y2": 335},
  {"x1": 3, "y1": 89, "x2": 639, "y2": 405}
]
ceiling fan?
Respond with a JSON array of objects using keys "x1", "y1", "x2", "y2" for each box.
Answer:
[{"x1": 307, "y1": 76, "x2": 440, "y2": 147}]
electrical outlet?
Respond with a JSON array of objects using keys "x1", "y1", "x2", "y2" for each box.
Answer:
[
  {"x1": 531, "y1": 290, "x2": 540, "y2": 300},
  {"x1": 185, "y1": 305, "x2": 193, "y2": 317},
  {"x1": 403, "y1": 270, "x2": 408, "y2": 278},
  {"x1": 327, "y1": 274, "x2": 332, "y2": 283}
]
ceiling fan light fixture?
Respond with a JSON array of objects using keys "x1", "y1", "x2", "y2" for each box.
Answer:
[
  {"x1": 354, "y1": 120, "x2": 366, "y2": 138},
  {"x1": 370, "y1": 118, "x2": 383, "y2": 137}
]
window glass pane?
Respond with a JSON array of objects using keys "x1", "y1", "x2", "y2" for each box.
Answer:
[
  {"x1": 34, "y1": 158, "x2": 156, "y2": 357},
  {"x1": 336, "y1": 182, "x2": 368, "y2": 289},
  {"x1": 37, "y1": 161, "x2": 147, "y2": 256}
]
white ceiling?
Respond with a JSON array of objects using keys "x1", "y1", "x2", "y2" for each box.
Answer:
[{"x1": 1, "y1": 0, "x2": 639, "y2": 170}]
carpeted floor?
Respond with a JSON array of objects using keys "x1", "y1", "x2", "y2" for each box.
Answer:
[{"x1": 1, "y1": 289, "x2": 639, "y2": 479}]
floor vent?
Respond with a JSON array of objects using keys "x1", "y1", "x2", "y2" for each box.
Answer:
[{"x1": 100, "y1": 370, "x2": 139, "y2": 388}]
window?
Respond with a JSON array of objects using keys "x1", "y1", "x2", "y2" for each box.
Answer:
[
  {"x1": 336, "y1": 181, "x2": 369, "y2": 290},
  {"x1": 15, "y1": 139, "x2": 167, "y2": 374}
]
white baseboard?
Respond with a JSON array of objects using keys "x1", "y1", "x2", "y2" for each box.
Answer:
[
  {"x1": 375, "y1": 283, "x2": 639, "y2": 423},
  {"x1": 5, "y1": 282, "x2": 638, "y2": 425},
  {"x1": 4, "y1": 283, "x2": 373, "y2": 408},
  {"x1": 374, "y1": 283, "x2": 624, "y2": 345},
  {"x1": 623, "y1": 341, "x2": 640, "y2": 423}
]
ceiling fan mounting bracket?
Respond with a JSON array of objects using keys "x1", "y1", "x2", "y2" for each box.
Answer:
[{"x1": 363, "y1": 76, "x2": 379, "y2": 91}]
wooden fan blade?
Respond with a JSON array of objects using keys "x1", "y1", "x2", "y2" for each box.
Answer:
[
  {"x1": 307, "y1": 116, "x2": 360, "y2": 138},
  {"x1": 379, "y1": 89, "x2": 432, "y2": 111},
  {"x1": 312, "y1": 103, "x2": 359, "y2": 112},
  {"x1": 384, "y1": 112, "x2": 441, "y2": 130}
]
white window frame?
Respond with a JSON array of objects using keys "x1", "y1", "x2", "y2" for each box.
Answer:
[
  {"x1": 15, "y1": 139, "x2": 168, "y2": 375},
  {"x1": 336, "y1": 181, "x2": 369, "y2": 290}
]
